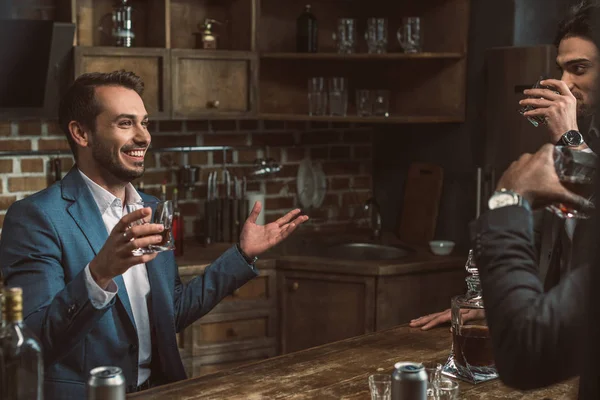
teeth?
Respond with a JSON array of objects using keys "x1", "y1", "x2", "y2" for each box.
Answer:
[{"x1": 125, "y1": 150, "x2": 144, "y2": 157}]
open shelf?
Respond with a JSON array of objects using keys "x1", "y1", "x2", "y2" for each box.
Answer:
[
  {"x1": 260, "y1": 52, "x2": 465, "y2": 61},
  {"x1": 258, "y1": 114, "x2": 465, "y2": 124}
]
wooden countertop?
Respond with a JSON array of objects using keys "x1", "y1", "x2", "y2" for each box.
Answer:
[{"x1": 129, "y1": 325, "x2": 577, "y2": 399}]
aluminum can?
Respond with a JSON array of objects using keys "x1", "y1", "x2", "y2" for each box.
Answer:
[
  {"x1": 87, "y1": 366, "x2": 126, "y2": 400},
  {"x1": 391, "y1": 361, "x2": 427, "y2": 400}
]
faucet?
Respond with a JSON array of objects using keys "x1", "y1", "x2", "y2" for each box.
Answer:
[{"x1": 363, "y1": 197, "x2": 382, "y2": 240}]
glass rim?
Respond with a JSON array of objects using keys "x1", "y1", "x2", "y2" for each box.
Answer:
[{"x1": 368, "y1": 373, "x2": 392, "y2": 382}]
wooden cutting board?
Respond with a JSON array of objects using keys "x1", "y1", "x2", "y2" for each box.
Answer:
[{"x1": 396, "y1": 163, "x2": 444, "y2": 245}]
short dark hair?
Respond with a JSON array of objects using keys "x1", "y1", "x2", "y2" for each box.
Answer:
[
  {"x1": 58, "y1": 70, "x2": 145, "y2": 159},
  {"x1": 555, "y1": 1, "x2": 600, "y2": 47}
]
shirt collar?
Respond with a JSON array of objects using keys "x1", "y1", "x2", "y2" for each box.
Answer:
[{"x1": 77, "y1": 168, "x2": 143, "y2": 215}]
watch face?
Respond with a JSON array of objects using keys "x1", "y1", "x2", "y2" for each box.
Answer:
[
  {"x1": 488, "y1": 193, "x2": 517, "y2": 210},
  {"x1": 564, "y1": 130, "x2": 583, "y2": 145}
]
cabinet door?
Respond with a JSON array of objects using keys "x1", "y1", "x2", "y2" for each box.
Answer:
[
  {"x1": 280, "y1": 271, "x2": 375, "y2": 354},
  {"x1": 171, "y1": 49, "x2": 257, "y2": 119},
  {"x1": 74, "y1": 47, "x2": 171, "y2": 119}
]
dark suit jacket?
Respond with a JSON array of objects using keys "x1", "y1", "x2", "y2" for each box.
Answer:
[
  {"x1": 471, "y1": 206, "x2": 589, "y2": 390},
  {"x1": 0, "y1": 168, "x2": 258, "y2": 399}
]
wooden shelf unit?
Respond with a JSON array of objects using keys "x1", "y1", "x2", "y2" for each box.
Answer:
[{"x1": 59, "y1": 0, "x2": 470, "y2": 122}]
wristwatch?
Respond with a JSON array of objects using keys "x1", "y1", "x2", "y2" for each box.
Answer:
[
  {"x1": 236, "y1": 243, "x2": 258, "y2": 265},
  {"x1": 488, "y1": 189, "x2": 530, "y2": 211},
  {"x1": 556, "y1": 130, "x2": 584, "y2": 147}
]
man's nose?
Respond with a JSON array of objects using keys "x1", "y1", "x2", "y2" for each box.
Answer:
[
  {"x1": 560, "y1": 72, "x2": 576, "y2": 91},
  {"x1": 134, "y1": 124, "x2": 151, "y2": 145}
]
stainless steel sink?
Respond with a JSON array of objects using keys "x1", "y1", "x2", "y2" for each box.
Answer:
[{"x1": 324, "y1": 243, "x2": 411, "y2": 261}]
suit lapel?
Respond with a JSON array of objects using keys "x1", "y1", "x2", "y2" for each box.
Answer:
[{"x1": 62, "y1": 168, "x2": 137, "y2": 332}]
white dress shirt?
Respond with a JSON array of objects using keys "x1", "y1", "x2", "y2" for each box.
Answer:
[{"x1": 79, "y1": 169, "x2": 152, "y2": 386}]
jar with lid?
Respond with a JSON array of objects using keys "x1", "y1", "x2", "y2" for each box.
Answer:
[{"x1": 442, "y1": 250, "x2": 498, "y2": 384}]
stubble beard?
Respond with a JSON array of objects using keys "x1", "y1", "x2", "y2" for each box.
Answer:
[{"x1": 90, "y1": 137, "x2": 145, "y2": 183}]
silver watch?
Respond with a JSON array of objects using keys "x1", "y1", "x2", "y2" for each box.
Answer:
[{"x1": 488, "y1": 189, "x2": 527, "y2": 210}]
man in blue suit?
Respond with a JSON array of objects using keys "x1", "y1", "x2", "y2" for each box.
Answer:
[{"x1": 0, "y1": 70, "x2": 308, "y2": 398}]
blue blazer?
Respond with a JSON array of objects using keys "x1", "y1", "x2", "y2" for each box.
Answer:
[{"x1": 0, "y1": 168, "x2": 258, "y2": 399}]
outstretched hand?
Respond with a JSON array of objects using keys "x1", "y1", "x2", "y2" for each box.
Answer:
[{"x1": 239, "y1": 201, "x2": 309, "y2": 258}]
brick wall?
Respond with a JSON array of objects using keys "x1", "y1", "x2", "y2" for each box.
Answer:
[{"x1": 0, "y1": 119, "x2": 373, "y2": 238}]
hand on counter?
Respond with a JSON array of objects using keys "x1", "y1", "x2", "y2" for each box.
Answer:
[
  {"x1": 410, "y1": 308, "x2": 481, "y2": 331},
  {"x1": 239, "y1": 201, "x2": 309, "y2": 259}
]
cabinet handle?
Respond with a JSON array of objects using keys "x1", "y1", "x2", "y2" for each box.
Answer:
[
  {"x1": 207, "y1": 100, "x2": 220, "y2": 109},
  {"x1": 291, "y1": 282, "x2": 299, "y2": 292}
]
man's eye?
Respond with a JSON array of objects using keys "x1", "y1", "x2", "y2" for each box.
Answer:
[
  {"x1": 572, "y1": 65, "x2": 587, "y2": 75},
  {"x1": 119, "y1": 120, "x2": 132, "y2": 127},
  {"x1": 141, "y1": 120, "x2": 149, "y2": 128}
]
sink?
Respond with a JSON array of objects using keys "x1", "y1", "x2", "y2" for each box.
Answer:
[{"x1": 323, "y1": 243, "x2": 411, "y2": 261}]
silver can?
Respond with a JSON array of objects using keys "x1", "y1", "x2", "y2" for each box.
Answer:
[
  {"x1": 391, "y1": 361, "x2": 427, "y2": 400},
  {"x1": 87, "y1": 366, "x2": 126, "y2": 400}
]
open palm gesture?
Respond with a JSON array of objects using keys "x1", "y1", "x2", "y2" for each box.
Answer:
[{"x1": 239, "y1": 201, "x2": 309, "y2": 258}]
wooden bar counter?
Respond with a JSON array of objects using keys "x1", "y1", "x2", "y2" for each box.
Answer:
[{"x1": 129, "y1": 325, "x2": 578, "y2": 399}]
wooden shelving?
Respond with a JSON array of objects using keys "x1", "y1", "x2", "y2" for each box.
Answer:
[
  {"x1": 258, "y1": 114, "x2": 465, "y2": 124},
  {"x1": 260, "y1": 52, "x2": 465, "y2": 61}
]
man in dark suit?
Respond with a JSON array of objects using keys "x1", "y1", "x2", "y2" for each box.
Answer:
[
  {"x1": 411, "y1": 0, "x2": 600, "y2": 330},
  {"x1": 0, "y1": 70, "x2": 308, "y2": 399},
  {"x1": 474, "y1": 143, "x2": 594, "y2": 391}
]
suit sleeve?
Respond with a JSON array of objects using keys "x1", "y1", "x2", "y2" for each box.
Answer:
[
  {"x1": 472, "y1": 206, "x2": 587, "y2": 390},
  {"x1": 170, "y1": 246, "x2": 259, "y2": 332},
  {"x1": 0, "y1": 200, "x2": 115, "y2": 366}
]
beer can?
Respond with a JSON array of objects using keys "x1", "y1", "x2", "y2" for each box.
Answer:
[
  {"x1": 391, "y1": 361, "x2": 427, "y2": 400},
  {"x1": 87, "y1": 366, "x2": 126, "y2": 400}
]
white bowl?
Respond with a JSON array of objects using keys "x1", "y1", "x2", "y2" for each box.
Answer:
[{"x1": 429, "y1": 240, "x2": 455, "y2": 256}]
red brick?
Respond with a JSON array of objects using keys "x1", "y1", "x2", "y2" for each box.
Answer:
[
  {"x1": 310, "y1": 147, "x2": 328, "y2": 160},
  {"x1": 0, "y1": 196, "x2": 16, "y2": 210},
  {"x1": 353, "y1": 176, "x2": 372, "y2": 190},
  {"x1": 151, "y1": 134, "x2": 196, "y2": 148},
  {"x1": 45, "y1": 120, "x2": 62, "y2": 136},
  {"x1": 354, "y1": 146, "x2": 372, "y2": 159},
  {"x1": 0, "y1": 159, "x2": 13, "y2": 173},
  {"x1": 187, "y1": 120, "x2": 210, "y2": 132},
  {"x1": 236, "y1": 149, "x2": 259, "y2": 163},
  {"x1": 244, "y1": 180, "x2": 261, "y2": 192},
  {"x1": 179, "y1": 202, "x2": 199, "y2": 216},
  {"x1": 341, "y1": 191, "x2": 371, "y2": 207},
  {"x1": 344, "y1": 130, "x2": 372, "y2": 143},
  {"x1": 203, "y1": 134, "x2": 247, "y2": 147},
  {"x1": 142, "y1": 170, "x2": 175, "y2": 185},
  {"x1": 38, "y1": 139, "x2": 70, "y2": 151},
  {"x1": 263, "y1": 120, "x2": 285, "y2": 130},
  {"x1": 0, "y1": 122, "x2": 11, "y2": 137},
  {"x1": 158, "y1": 152, "x2": 182, "y2": 168},
  {"x1": 21, "y1": 158, "x2": 44, "y2": 173},
  {"x1": 322, "y1": 161, "x2": 361, "y2": 175},
  {"x1": 187, "y1": 185, "x2": 207, "y2": 199},
  {"x1": 273, "y1": 164, "x2": 298, "y2": 179},
  {"x1": 147, "y1": 120, "x2": 158, "y2": 132},
  {"x1": 17, "y1": 121, "x2": 42, "y2": 136},
  {"x1": 158, "y1": 121, "x2": 183, "y2": 132},
  {"x1": 330, "y1": 177, "x2": 350, "y2": 190},
  {"x1": 189, "y1": 151, "x2": 209, "y2": 165},
  {"x1": 60, "y1": 157, "x2": 75, "y2": 172},
  {"x1": 330, "y1": 146, "x2": 351, "y2": 159},
  {"x1": 251, "y1": 133, "x2": 295, "y2": 147},
  {"x1": 239, "y1": 120, "x2": 258, "y2": 131},
  {"x1": 213, "y1": 149, "x2": 234, "y2": 165},
  {"x1": 266, "y1": 180, "x2": 296, "y2": 195},
  {"x1": 285, "y1": 148, "x2": 306, "y2": 162},
  {"x1": 321, "y1": 193, "x2": 340, "y2": 208},
  {"x1": 8, "y1": 177, "x2": 47, "y2": 192},
  {"x1": 210, "y1": 120, "x2": 237, "y2": 131},
  {"x1": 0, "y1": 140, "x2": 31, "y2": 151},
  {"x1": 300, "y1": 131, "x2": 339, "y2": 145},
  {"x1": 143, "y1": 153, "x2": 156, "y2": 169},
  {"x1": 362, "y1": 162, "x2": 372, "y2": 174},
  {"x1": 285, "y1": 121, "x2": 308, "y2": 131}
]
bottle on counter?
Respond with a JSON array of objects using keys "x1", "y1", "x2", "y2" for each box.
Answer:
[
  {"x1": 160, "y1": 181, "x2": 167, "y2": 202},
  {"x1": 296, "y1": 4, "x2": 318, "y2": 52},
  {"x1": 172, "y1": 188, "x2": 184, "y2": 257},
  {"x1": 0, "y1": 287, "x2": 44, "y2": 399}
]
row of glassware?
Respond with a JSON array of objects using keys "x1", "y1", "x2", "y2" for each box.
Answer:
[
  {"x1": 335, "y1": 17, "x2": 422, "y2": 54},
  {"x1": 308, "y1": 77, "x2": 390, "y2": 117}
]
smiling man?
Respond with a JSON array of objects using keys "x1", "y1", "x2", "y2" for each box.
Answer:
[{"x1": 0, "y1": 70, "x2": 308, "y2": 399}]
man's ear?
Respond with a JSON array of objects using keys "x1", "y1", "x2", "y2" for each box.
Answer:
[{"x1": 68, "y1": 121, "x2": 90, "y2": 149}]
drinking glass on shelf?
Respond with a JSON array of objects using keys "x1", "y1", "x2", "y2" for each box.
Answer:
[
  {"x1": 328, "y1": 77, "x2": 348, "y2": 116},
  {"x1": 365, "y1": 18, "x2": 388, "y2": 54},
  {"x1": 435, "y1": 379, "x2": 459, "y2": 400},
  {"x1": 546, "y1": 146, "x2": 597, "y2": 219},
  {"x1": 127, "y1": 200, "x2": 175, "y2": 255},
  {"x1": 333, "y1": 18, "x2": 357, "y2": 54},
  {"x1": 368, "y1": 374, "x2": 391, "y2": 400},
  {"x1": 397, "y1": 17, "x2": 422, "y2": 53},
  {"x1": 356, "y1": 89, "x2": 372, "y2": 116},
  {"x1": 308, "y1": 77, "x2": 327, "y2": 116},
  {"x1": 372, "y1": 90, "x2": 390, "y2": 117}
]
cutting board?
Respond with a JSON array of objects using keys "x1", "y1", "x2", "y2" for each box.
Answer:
[{"x1": 397, "y1": 163, "x2": 444, "y2": 246}]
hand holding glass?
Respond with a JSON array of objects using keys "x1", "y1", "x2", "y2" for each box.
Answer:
[{"x1": 127, "y1": 200, "x2": 175, "y2": 255}]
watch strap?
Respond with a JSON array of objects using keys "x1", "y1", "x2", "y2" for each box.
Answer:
[{"x1": 236, "y1": 243, "x2": 258, "y2": 264}]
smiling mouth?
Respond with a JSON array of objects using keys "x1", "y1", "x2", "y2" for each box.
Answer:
[{"x1": 123, "y1": 149, "x2": 146, "y2": 160}]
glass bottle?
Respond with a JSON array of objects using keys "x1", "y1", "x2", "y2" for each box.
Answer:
[
  {"x1": 296, "y1": 5, "x2": 318, "y2": 53},
  {"x1": 0, "y1": 287, "x2": 44, "y2": 399},
  {"x1": 442, "y1": 250, "x2": 498, "y2": 384}
]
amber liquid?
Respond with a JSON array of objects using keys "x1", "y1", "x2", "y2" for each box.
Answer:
[
  {"x1": 556, "y1": 179, "x2": 594, "y2": 217},
  {"x1": 452, "y1": 325, "x2": 494, "y2": 368}
]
